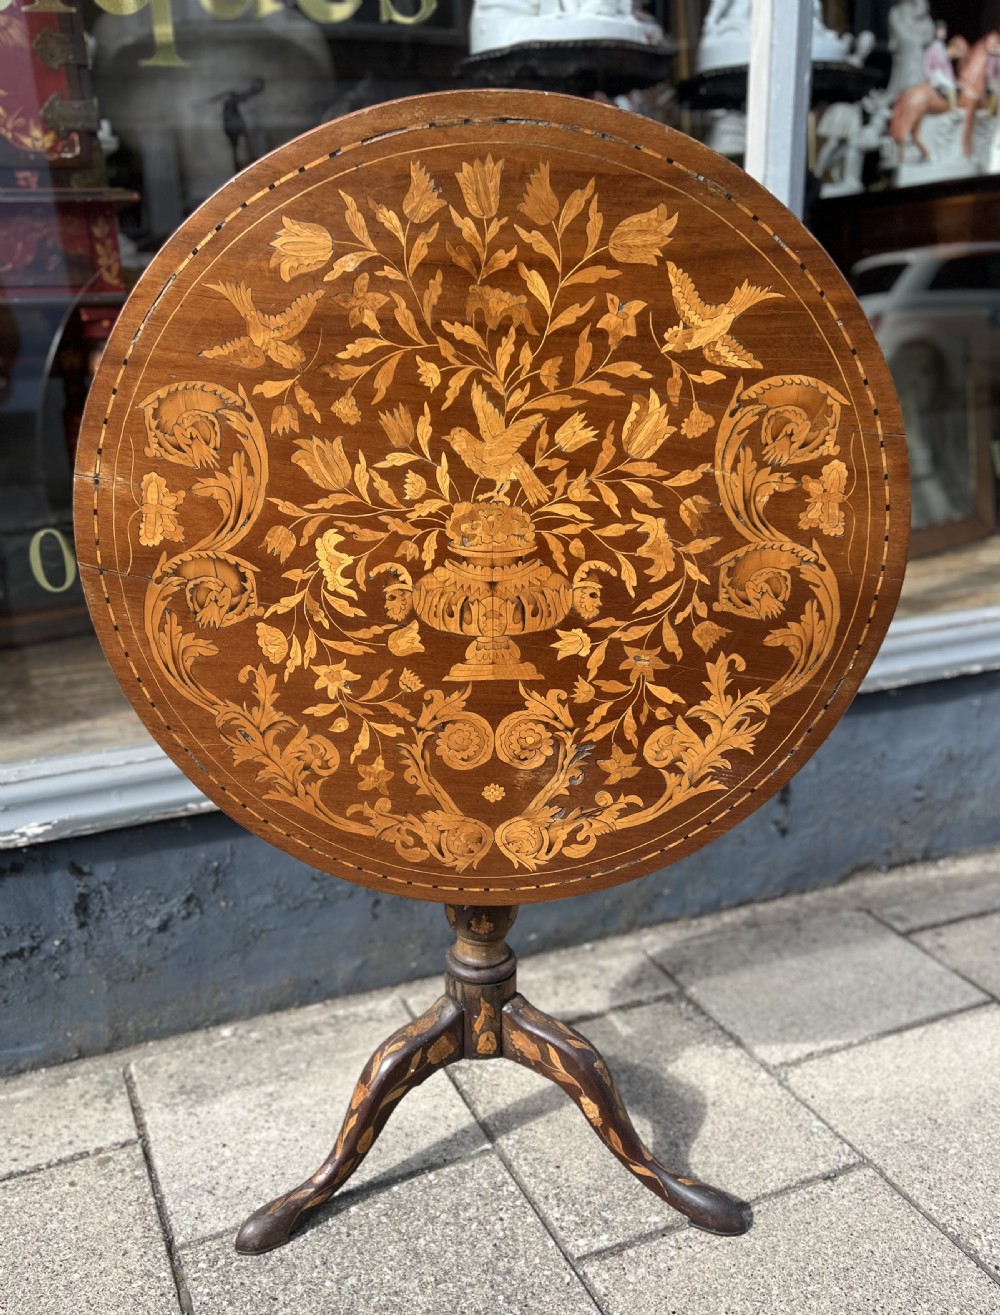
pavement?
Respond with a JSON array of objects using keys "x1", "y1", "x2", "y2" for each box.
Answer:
[{"x1": 4, "y1": 848, "x2": 1000, "y2": 1315}]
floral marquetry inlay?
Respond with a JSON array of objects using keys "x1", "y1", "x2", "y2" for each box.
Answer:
[{"x1": 75, "y1": 92, "x2": 908, "y2": 903}]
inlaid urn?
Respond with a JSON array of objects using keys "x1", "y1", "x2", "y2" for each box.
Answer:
[{"x1": 412, "y1": 502, "x2": 572, "y2": 681}]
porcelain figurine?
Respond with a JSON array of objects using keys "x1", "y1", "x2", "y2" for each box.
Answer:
[
  {"x1": 885, "y1": 0, "x2": 935, "y2": 101},
  {"x1": 816, "y1": 91, "x2": 892, "y2": 196},
  {"x1": 889, "y1": 29, "x2": 999, "y2": 183},
  {"x1": 696, "y1": 0, "x2": 852, "y2": 74},
  {"x1": 468, "y1": 0, "x2": 668, "y2": 57},
  {"x1": 923, "y1": 20, "x2": 957, "y2": 108}
]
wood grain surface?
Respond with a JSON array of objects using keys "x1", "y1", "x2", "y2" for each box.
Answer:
[{"x1": 73, "y1": 90, "x2": 909, "y2": 904}]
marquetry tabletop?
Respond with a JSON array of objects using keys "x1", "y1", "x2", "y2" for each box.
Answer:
[{"x1": 74, "y1": 90, "x2": 909, "y2": 904}]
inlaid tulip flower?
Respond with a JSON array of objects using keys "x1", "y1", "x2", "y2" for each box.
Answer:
[
  {"x1": 622, "y1": 389, "x2": 675, "y2": 458},
  {"x1": 269, "y1": 216, "x2": 333, "y2": 281},
  {"x1": 518, "y1": 162, "x2": 559, "y2": 226},
  {"x1": 403, "y1": 161, "x2": 446, "y2": 224},
  {"x1": 292, "y1": 436, "x2": 351, "y2": 490},
  {"x1": 455, "y1": 155, "x2": 504, "y2": 219},
  {"x1": 608, "y1": 203, "x2": 677, "y2": 265}
]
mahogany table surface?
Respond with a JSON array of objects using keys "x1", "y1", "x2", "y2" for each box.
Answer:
[{"x1": 74, "y1": 90, "x2": 909, "y2": 905}]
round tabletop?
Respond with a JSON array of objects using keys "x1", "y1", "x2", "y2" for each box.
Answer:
[{"x1": 74, "y1": 90, "x2": 909, "y2": 904}]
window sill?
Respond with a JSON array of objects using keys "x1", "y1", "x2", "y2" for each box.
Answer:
[
  {"x1": 3, "y1": 605, "x2": 1000, "y2": 851},
  {"x1": 0, "y1": 741, "x2": 215, "y2": 850}
]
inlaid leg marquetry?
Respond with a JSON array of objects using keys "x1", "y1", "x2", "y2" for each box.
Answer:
[
  {"x1": 235, "y1": 993, "x2": 464, "y2": 1254},
  {"x1": 502, "y1": 994, "x2": 752, "y2": 1236},
  {"x1": 235, "y1": 906, "x2": 751, "y2": 1253}
]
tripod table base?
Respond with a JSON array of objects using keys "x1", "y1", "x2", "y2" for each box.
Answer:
[{"x1": 235, "y1": 906, "x2": 751, "y2": 1255}]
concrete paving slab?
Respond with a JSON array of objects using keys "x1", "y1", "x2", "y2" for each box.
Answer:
[
  {"x1": 787, "y1": 1005, "x2": 1000, "y2": 1275},
  {"x1": 453, "y1": 997, "x2": 853, "y2": 1259},
  {"x1": 401, "y1": 932, "x2": 676, "y2": 1027},
  {"x1": 645, "y1": 910, "x2": 986, "y2": 1066},
  {"x1": 131, "y1": 991, "x2": 486, "y2": 1248},
  {"x1": 179, "y1": 1152, "x2": 601, "y2": 1315},
  {"x1": 583, "y1": 1169, "x2": 1000, "y2": 1315},
  {"x1": 512, "y1": 935, "x2": 677, "y2": 1022},
  {"x1": 913, "y1": 912, "x2": 1000, "y2": 999},
  {"x1": 0, "y1": 1053, "x2": 136, "y2": 1179},
  {"x1": 0, "y1": 1144, "x2": 179, "y2": 1315},
  {"x1": 854, "y1": 848, "x2": 1000, "y2": 933},
  {"x1": 126, "y1": 986, "x2": 404, "y2": 1079}
]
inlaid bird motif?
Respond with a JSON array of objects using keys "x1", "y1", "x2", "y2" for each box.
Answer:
[
  {"x1": 448, "y1": 383, "x2": 548, "y2": 506},
  {"x1": 660, "y1": 262, "x2": 782, "y2": 370},
  {"x1": 201, "y1": 281, "x2": 324, "y2": 370}
]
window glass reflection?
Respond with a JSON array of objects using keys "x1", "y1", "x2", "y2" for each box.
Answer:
[
  {"x1": 851, "y1": 241, "x2": 999, "y2": 570},
  {"x1": 3, "y1": 0, "x2": 1000, "y2": 774}
]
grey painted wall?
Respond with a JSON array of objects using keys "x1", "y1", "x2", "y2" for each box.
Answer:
[{"x1": 3, "y1": 669, "x2": 1000, "y2": 1075}]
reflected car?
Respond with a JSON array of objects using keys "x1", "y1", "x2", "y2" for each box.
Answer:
[{"x1": 851, "y1": 244, "x2": 1000, "y2": 541}]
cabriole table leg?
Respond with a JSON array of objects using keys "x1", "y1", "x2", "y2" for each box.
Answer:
[
  {"x1": 235, "y1": 993, "x2": 464, "y2": 1254},
  {"x1": 502, "y1": 993, "x2": 752, "y2": 1236}
]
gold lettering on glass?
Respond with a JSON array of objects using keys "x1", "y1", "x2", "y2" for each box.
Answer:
[
  {"x1": 49, "y1": 0, "x2": 437, "y2": 70},
  {"x1": 95, "y1": 0, "x2": 185, "y2": 66},
  {"x1": 378, "y1": 0, "x2": 437, "y2": 25},
  {"x1": 28, "y1": 528, "x2": 78, "y2": 594}
]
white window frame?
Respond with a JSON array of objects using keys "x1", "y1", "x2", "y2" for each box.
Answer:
[{"x1": 4, "y1": 0, "x2": 1000, "y2": 849}]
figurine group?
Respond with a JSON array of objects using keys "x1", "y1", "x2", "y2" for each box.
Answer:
[
  {"x1": 889, "y1": 16, "x2": 1000, "y2": 166},
  {"x1": 686, "y1": 0, "x2": 1000, "y2": 193},
  {"x1": 814, "y1": 1, "x2": 1000, "y2": 193}
]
